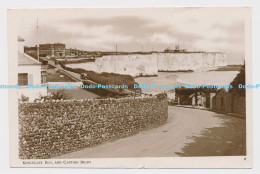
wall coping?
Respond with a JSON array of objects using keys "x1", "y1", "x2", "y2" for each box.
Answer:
[{"x1": 18, "y1": 96, "x2": 160, "y2": 104}]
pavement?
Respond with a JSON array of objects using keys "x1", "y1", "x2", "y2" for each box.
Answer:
[
  {"x1": 175, "y1": 105, "x2": 246, "y2": 118},
  {"x1": 54, "y1": 106, "x2": 246, "y2": 158}
]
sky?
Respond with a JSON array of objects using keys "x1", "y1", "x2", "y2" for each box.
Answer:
[{"x1": 14, "y1": 7, "x2": 250, "y2": 64}]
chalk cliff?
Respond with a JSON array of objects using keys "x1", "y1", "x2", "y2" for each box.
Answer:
[
  {"x1": 96, "y1": 54, "x2": 158, "y2": 77},
  {"x1": 157, "y1": 52, "x2": 227, "y2": 71},
  {"x1": 66, "y1": 52, "x2": 227, "y2": 77},
  {"x1": 67, "y1": 54, "x2": 158, "y2": 77}
]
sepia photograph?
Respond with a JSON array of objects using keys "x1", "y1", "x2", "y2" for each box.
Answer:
[{"x1": 8, "y1": 7, "x2": 252, "y2": 168}]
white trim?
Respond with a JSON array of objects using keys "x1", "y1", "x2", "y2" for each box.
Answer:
[{"x1": 23, "y1": 53, "x2": 41, "y2": 64}]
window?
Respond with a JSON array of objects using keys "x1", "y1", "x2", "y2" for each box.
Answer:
[{"x1": 18, "y1": 73, "x2": 28, "y2": 86}]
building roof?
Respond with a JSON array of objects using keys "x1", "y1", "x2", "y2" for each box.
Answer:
[{"x1": 18, "y1": 53, "x2": 41, "y2": 65}]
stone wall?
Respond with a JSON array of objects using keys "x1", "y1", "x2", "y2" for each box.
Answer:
[{"x1": 19, "y1": 97, "x2": 168, "y2": 159}]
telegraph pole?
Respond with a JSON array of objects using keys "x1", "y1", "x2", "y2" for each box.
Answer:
[{"x1": 37, "y1": 18, "x2": 39, "y2": 61}]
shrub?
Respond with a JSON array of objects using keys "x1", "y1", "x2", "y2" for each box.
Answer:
[
  {"x1": 156, "y1": 93, "x2": 167, "y2": 100},
  {"x1": 58, "y1": 61, "x2": 141, "y2": 92},
  {"x1": 34, "y1": 90, "x2": 71, "y2": 102},
  {"x1": 34, "y1": 93, "x2": 53, "y2": 102},
  {"x1": 50, "y1": 89, "x2": 72, "y2": 100},
  {"x1": 229, "y1": 62, "x2": 245, "y2": 96},
  {"x1": 19, "y1": 94, "x2": 29, "y2": 102}
]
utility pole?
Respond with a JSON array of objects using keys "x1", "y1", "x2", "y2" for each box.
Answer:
[
  {"x1": 116, "y1": 44, "x2": 118, "y2": 55},
  {"x1": 37, "y1": 18, "x2": 39, "y2": 61},
  {"x1": 142, "y1": 45, "x2": 143, "y2": 53}
]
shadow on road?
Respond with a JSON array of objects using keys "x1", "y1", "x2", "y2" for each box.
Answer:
[{"x1": 175, "y1": 113, "x2": 246, "y2": 156}]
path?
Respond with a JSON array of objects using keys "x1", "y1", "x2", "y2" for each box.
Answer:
[{"x1": 54, "y1": 106, "x2": 246, "y2": 158}]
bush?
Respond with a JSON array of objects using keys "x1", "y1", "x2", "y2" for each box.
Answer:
[
  {"x1": 156, "y1": 93, "x2": 167, "y2": 100},
  {"x1": 19, "y1": 94, "x2": 29, "y2": 102},
  {"x1": 82, "y1": 80, "x2": 128, "y2": 97},
  {"x1": 34, "y1": 90, "x2": 71, "y2": 102},
  {"x1": 229, "y1": 62, "x2": 245, "y2": 96},
  {"x1": 50, "y1": 89, "x2": 72, "y2": 100},
  {"x1": 59, "y1": 61, "x2": 141, "y2": 92}
]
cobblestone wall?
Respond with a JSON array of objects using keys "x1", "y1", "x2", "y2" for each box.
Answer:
[{"x1": 18, "y1": 97, "x2": 168, "y2": 159}]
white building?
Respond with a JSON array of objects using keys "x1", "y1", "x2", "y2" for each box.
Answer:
[{"x1": 17, "y1": 37, "x2": 47, "y2": 102}]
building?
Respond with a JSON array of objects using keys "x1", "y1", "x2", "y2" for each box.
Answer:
[
  {"x1": 39, "y1": 43, "x2": 54, "y2": 57},
  {"x1": 18, "y1": 37, "x2": 47, "y2": 102},
  {"x1": 53, "y1": 43, "x2": 66, "y2": 57},
  {"x1": 65, "y1": 48, "x2": 89, "y2": 57},
  {"x1": 24, "y1": 46, "x2": 37, "y2": 56},
  {"x1": 24, "y1": 42, "x2": 66, "y2": 58},
  {"x1": 164, "y1": 45, "x2": 187, "y2": 53}
]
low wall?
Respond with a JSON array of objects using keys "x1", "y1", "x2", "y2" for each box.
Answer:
[{"x1": 19, "y1": 97, "x2": 168, "y2": 159}]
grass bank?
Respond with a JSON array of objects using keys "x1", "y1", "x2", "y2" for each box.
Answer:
[{"x1": 58, "y1": 61, "x2": 140, "y2": 92}]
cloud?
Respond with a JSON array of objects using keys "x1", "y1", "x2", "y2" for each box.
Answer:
[
  {"x1": 210, "y1": 21, "x2": 245, "y2": 50},
  {"x1": 64, "y1": 16, "x2": 203, "y2": 50},
  {"x1": 18, "y1": 8, "x2": 248, "y2": 63},
  {"x1": 212, "y1": 21, "x2": 244, "y2": 38}
]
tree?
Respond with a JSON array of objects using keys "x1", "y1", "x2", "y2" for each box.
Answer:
[{"x1": 229, "y1": 62, "x2": 245, "y2": 96}]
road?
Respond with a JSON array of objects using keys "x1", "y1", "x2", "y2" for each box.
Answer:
[
  {"x1": 54, "y1": 106, "x2": 246, "y2": 158},
  {"x1": 48, "y1": 60, "x2": 84, "y2": 81}
]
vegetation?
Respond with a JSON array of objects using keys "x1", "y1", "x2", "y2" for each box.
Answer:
[
  {"x1": 175, "y1": 88, "x2": 218, "y2": 96},
  {"x1": 34, "y1": 90, "x2": 72, "y2": 102},
  {"x1": 58, "y1": 59, "x2": 95, "y2": 64},
  {"x1": 156, "y1": 92, "x2": 168, "y2": 100},
  {"x1": 229, "y1": 62, "x2": 245, "y2": 96},
  {"x1": 175, "y1": 88, "x2": 218, "y2": 106},
  {"x1": 59, "y1": 61, "x2": 140, "y2": 91},
  {"x1": 82, "y1": 80, "x2": 128, "y2": 97},
  {"x1": 210, "y1": 64, "x2": 243, "y2": 72},
  {"x1": 19, "y1": 94, "x2": 29, "y2": 102},
  {"x1": 50, "y1": 89, "x2": 72, "y2": 100}
]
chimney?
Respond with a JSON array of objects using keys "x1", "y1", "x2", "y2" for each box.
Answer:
[{"x1": 18, "y1": 36, "x2": 25, "y2": 54}]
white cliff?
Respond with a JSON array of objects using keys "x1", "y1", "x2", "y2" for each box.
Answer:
[
  {"x1": 66, "y1": 52, "x2": 227, "y2": 77},
  {"x1": 66, "y1": 54, "x2": 158, "y2": 77},
  {"x1": 157, "y1": 52, "x2": 227, "y2": 71}
]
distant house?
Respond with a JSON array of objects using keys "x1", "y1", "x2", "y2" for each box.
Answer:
[
  {"x1": 167, "y1": 89, "x2": 176, "y2": 100},
  {"x1": 24, "y1": 42, "x2": 66, "y2": 58},
  {"x1": 17, "y1": 37, "x2": 47, "y2": 101}
]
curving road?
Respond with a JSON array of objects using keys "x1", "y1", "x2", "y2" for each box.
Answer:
[{"x1": 54, "y1": 106, "x2": 246, "y2": 158}]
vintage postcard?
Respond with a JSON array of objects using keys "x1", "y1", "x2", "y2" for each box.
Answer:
[{"x1": 8, "y1": 7, "x2": 252, "y2": 168}]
